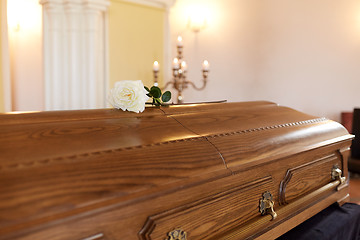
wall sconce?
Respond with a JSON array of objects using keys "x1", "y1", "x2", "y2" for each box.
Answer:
[
  {"x1": 187, "y1": 5, "x2": 208, "y2": 32},
  {"x1": 187, "y1": 15, "x2": 207, "y2": 32},
  {"x1": 7, "y1": 1, "x2": 21, "y2": 32},
  {"x1": 7, "y1": 0, "x2": 41, "y2": 32}
]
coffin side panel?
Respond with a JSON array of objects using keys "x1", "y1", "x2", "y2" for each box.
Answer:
[
  {"x1": 0, "y1": 137, "x2": 228, "y2": 236},
  {"x1": 279, "y1": 153, "x2": 342, "y2": 205},
  {"x1": 139, "y1": 177, "x2": 274, "y2": 240}
]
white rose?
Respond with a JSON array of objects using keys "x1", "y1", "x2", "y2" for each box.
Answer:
[{"x1": 108, "y1": 80, "x2": 149, "y2": 113}]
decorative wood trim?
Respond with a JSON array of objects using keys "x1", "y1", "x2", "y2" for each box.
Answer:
[
  {"x1": 81, "y1": 233, "x2": 105, "y2": 240},
  {"x1": 338, "y1": 147, "x2": 351, "y2": 173},
  {"x1": 0, "y1": 136, "x2": 206, "y2": 171},
  {"x1": 138, "y1": 176, "x2": 272, "y2": 240},
  {"x1": 0, "y1": 118, "x2": 329, "y2": 172},
  {"x1": 208, "y1": 118, "x2": 327, "y2": 139},
  {"x1": 335, "y1": 148, "x2": 351, "y2": 191},
  {"x1": 279, "y1": 154, "x2": 337, "y2": 205},
  {"x1": 249, "y1": 182, "x2": 348, "y2": 240}
]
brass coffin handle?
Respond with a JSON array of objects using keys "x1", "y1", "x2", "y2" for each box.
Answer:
[
  {"x1": 259, "y1": 191, "x2": 277, "y2": 220},
  {"x1": 332, "y1": 166, "x2": 346, "y2": 185},
  {"x1": 167, "y1": 228, "x2": 187, "y2": 240}
]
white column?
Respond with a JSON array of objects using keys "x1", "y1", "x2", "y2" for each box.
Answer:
[
  {"x1": 40, "y1": 0, "x2": 109, "y2": 110},
  {"x1": 1, "y1": 0, "x2": 11, "y2": 112},
  {"x1": 65, "y1": 0, "x2": 82, "y2": 109},
  {"x1": 84, "y1": 1, "x2": 108, "y2": 109},
  {"x1": 41, "y1": 0, "x2": 64, "y2": 110}
]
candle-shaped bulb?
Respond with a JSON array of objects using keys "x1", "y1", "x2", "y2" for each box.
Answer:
[
  {"x1": 153, "y1": 61, "x2": 159, "y2": 71},
  {"x1": 177, "y1": 36, "x2": 183, "y2": 47},
  {"x1": 181, "y1": 61, "x2": 187, "y2": 71},
  {"x1": 202, "y1": 60, "x2": 210, "y2": 71},
  {"x1": 172, "y1": 58, "x2": 180, "y2": 69}
]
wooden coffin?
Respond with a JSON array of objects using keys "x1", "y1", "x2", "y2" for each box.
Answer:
[{"x1": 0, "y1": 101, "x2": 353, "y2": 240}]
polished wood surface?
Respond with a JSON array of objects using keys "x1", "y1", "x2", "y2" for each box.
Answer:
[
  {"x1": 279, "y1": 153, "x2": 342, "y2": 205},
  {"x1": 139, "y1": 176, "x2": 274, "y2": 240},
  {"x1": 0, "y1": 101, "x2": 353, "y2": 240}
]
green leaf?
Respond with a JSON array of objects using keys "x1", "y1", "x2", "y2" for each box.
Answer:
[
  {"x1": 150, "y1": 86, "x2": 161, "y2": 98},
  {"x1": 144, "y1": 86, "x2": 150, "y2": 92},
  {"x1": 162, "y1": 91, "x2": 171, "y2": 102},
  {"x1": 155, "y1": 98, "x2": 162, "y2": 106}
]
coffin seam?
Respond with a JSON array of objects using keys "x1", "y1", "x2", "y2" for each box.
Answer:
[{"x1": 158, "y1": 108, "x2": 231, "y2": 172}]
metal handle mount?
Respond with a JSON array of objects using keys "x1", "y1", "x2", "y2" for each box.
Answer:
[
  {"x1": 259, "y1": 191, "x2": 277, "y2": 220},
  {"x1": 167, "y1": 228, "x2": 187, "y2": 240},
  {"x1": 332, "y1": 165, "x2": 346, "y2": 186}
]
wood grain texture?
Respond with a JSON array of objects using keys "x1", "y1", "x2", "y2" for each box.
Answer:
[
  {"x1": 0, "y1": 137, "x2": 226, "y2": 234},
  {"x1": 0, "y1": 101, "x2": 353, "y2": 240},
  {"x1": 0, "y1": 110, "x2": 197, "y2": 167},
  {"x1": 207, "y1": 119, "x2": 351, "y2": 170},
  {"x1": 279, "y1": 153, "x2": 341, "y2": 205},
  {"x1": 221, "y1": 180, "x2": 348, "y2": 240},
  {"x1": 139, "y1": 177, "x2": 274, "y2": 240}
]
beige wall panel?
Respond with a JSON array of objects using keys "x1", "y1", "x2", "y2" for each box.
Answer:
[{"x1": 109, "y1": 0, "x2": 165, "y2": 90}]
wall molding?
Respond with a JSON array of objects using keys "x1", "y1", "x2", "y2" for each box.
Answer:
[{"x1": 120, "y1": 0, "x2": 175, "y2": 9}]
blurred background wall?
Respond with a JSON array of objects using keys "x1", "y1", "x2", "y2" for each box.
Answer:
[{"x1": 2, "y1": 0, "x2": 360, "y2": 121}]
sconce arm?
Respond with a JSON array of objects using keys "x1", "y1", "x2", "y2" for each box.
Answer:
[
  {"x1": 162, "y1": 81, "x2": 174, "y2": 91},
  {"x1": 185, "y1": 79, "x2": 207, "y2": 91}
]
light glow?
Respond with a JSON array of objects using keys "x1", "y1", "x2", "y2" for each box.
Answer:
[
  {"x1": 177, "y1": 36, "x2": 183, "y2": 47},
  {"x1": 7, "y1": 0, "x2": 42, "y2": 32},
  {"x1": 153, "y1": 61, "x2": 159, "y2": 71},
  {"x1": 186, "y1": 4, "x2": 210, "y2": 32}
]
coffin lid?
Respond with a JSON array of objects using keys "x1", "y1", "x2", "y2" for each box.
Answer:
[{"x1": 0, "y1": 101, "x2": 352, "y2": 233}]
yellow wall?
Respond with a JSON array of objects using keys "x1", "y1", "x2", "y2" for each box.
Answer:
[
  {"x1": 108, "y1": 0, "x2": 164, "y2": 89},
  {"x1": 0, "y1": 0, "x2": 4, "y2": 112}
]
